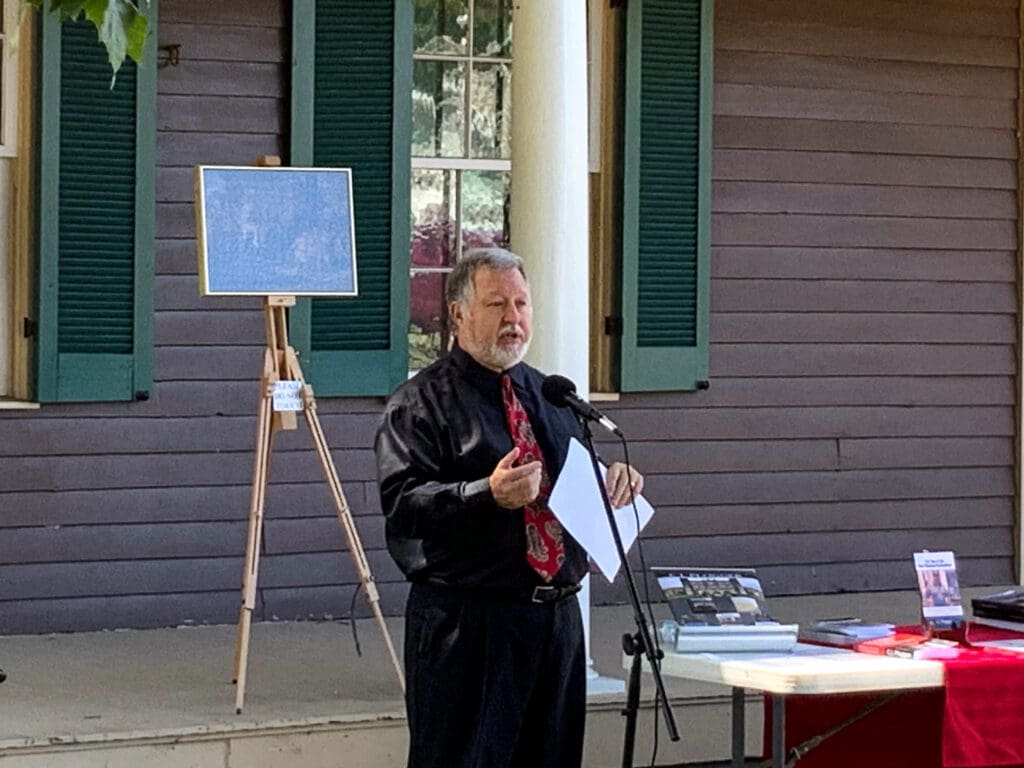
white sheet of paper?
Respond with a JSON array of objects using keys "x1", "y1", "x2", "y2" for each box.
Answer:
[{"x1": 548, "y1": 437, "x2": 655, "y2": 582}]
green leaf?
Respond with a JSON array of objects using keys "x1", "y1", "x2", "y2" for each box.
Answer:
[
  {"x1": 124, "y1": 6, "x2": 147, "y2": 62},
  {"x1": 22, "y1": 0, "x2": 150, "y2": 82}
]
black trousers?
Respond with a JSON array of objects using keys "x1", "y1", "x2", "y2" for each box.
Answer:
[{"x1": 404, "y1": 582, "x2": 587, "y2": 768}]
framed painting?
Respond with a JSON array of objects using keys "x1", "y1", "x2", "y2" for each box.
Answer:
[{"x1": 194, "y1": 165, "x2": 358, "y2": 296}]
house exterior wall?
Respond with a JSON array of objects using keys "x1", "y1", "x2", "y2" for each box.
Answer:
[
  {"x1": 596, "y1": 0, "x2": 1019, "y2": 602},
  {"x1": 0, "y1": 0, "x2": 1018, "y2": 633}
]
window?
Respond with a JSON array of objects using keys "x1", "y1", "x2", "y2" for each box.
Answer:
[
  {"x1": 291, "y1": 0, "x2": 710, "y2": 396},
  {"x1": 408, "y1": 0, "x2": 512, "y2": 371}
]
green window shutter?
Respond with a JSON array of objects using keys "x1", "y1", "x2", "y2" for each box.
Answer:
[
  {"x1": 37, "y1": 9, "x2": 156, "y2": 403},
  {"x1": 290, "y1": 0, "x2": 411, "y2": 396},
  {"x1": 620, "y1": 0, "x2": 712, "y2": 392}
]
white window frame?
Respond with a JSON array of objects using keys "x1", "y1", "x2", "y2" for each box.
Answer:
[
  {"x1": 410, "y1": 1, "x2": 512, "y2": 266},
  {"x1": 0, "y1": 0, "x2": 19, "y2": 156},
  {"x1": 408, "y1": 0, "x2": 513, "y2": 371}
]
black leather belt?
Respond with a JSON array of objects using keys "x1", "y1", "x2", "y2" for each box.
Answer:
[
  {"x1": 422, "y1": 580, "x2": 581, "y2": 604},
  {"x1": 527, "y1": 584, "x2": 582, "y2": 603}
]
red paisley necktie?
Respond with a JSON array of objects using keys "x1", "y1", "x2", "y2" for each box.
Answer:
[{"x1": 501, "y1": 374, "x2": 565, "y2": 582}]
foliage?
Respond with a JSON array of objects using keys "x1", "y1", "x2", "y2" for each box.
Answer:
[{"x1": 21, "y1": 0, "x2": 149, "y2": 77}]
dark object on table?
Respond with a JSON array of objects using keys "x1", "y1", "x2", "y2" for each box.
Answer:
[{"x1": 972, "y1": 588, "x2": 1024, "y2": 624}]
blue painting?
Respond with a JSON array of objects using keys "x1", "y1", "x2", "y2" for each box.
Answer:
[{"x1": 195, "y1": 166, "x2": 357, "y2": 296}]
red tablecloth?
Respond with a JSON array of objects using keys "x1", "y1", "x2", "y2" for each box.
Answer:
[{"x1": 765, "y1": 624, "x2": 1024, "y2": 768}]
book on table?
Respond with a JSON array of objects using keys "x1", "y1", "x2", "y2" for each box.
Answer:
[
  {"x1": 653, "y1": 566, "x2": 798, "y2": 653},
  {"x1": 971, "y1": 588, "x2": 1024, "y2": 625},
  {"x1": 798, "y1": 618, "x2": 895, "y2": 647}
]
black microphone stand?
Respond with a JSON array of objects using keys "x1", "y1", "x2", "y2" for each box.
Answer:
[{"x1": 576, "y1": 418, "x2": 679, "y2": 767}]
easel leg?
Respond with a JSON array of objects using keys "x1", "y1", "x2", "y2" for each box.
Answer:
[
  {"x1": 303, "y1": 404, "x2": 406, "y2": 693},
  {"x1": 233, "y1": 380, "x2": 275, "y2": 713}
]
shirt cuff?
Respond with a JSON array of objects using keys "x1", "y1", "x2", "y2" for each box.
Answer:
[{"x1": 460, "y1": 477, "x2": 495, "y2": 508}]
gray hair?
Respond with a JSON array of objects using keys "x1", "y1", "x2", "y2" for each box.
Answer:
[{"x1": 445, "y1": 248, "x2": 528, "y2": 307}]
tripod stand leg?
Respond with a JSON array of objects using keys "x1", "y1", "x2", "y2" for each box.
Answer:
[
  {"x1": 233, "y1": 379, "x2": 275, "y2": 713},
  {"x1": 303, "y1": 401, "x2": 406, "y2": 693}
]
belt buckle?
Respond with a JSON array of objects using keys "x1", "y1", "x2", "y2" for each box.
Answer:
[{"x1": 531, "y1": 586, "x2": 555, "y2": 603}]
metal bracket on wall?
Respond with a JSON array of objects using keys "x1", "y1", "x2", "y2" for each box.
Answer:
[{"x1": 158, "y1": 43, "x2": 181, "y2": 68}]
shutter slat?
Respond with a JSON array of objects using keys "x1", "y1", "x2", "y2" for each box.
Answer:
[
  {"x1": 636, "y1": 0, "x2": 702, "y2": 347},
  {"x1": 58, "y1": 20, "x2": 137, "y2": 354}
]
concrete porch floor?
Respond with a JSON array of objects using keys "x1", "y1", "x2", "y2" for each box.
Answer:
[{"x1": 0, "y1": 590, "x2": 945, "y2": 767}]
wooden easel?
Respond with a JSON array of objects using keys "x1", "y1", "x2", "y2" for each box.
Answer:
[{"x1": 232, "y1": 297, "x2": 405, "y2": 713}]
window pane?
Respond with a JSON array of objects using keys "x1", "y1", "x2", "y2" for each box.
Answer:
[
  {"x1": 473, "y1": 0, "x2": 512, "y2": 57},
  {"x1": 409, "y1": 271, "x2": 450, "y2": 370},
  {"x1": 413, "y1": 0, "x2": 468, "y2": 55},
  {"x1": 411, "y1": 168, "x2": 457, "y2": 267},
  {"x1": 461, "y1": 170, "x2": 509, "y2": 252},
  {"x1": 412, "y1": 60, "x2": 465, "y2": 157},
  {"x1": 470, "y1": 63, "x2": 510, "y2": 159}
]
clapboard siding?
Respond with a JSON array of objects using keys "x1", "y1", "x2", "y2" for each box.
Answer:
[
  {"x1": 159, "y1": 23, "x2": 287, "y2": 63},
  {"x1": 0, "y1": 481, "x2": 381, "y2": 526},
  {"x1": 713, "y1": 280, "x2": 1015, "y2": 312},
  {"x1": 714, "y1": 183, "x2": 1016, "y2": 219},
  {"x1": 714, "y1": 117, "x2": 1018, "y2": 158},
  {"x1": 159, "y1": 95, "x2": 284, "y2": 134},
  {"x1": 615, "y1": 0, "x2": 1018, "y2": 610},
  {"x1": 713, "y1": 313, "x2": 1016, "y2": 343},
  {"x1": 0, "y1": 0, "x2": 1018, "y2": 633},
  {"x1": 715, "y1": 150, "x2": 1016, "y2": 187},
  {"x1": 716, "y1": 51, "x2": 1017, "y2": 96},
  {"x1": 718, "y1": 20, "x2": 1017, "y2": 67},
  {"x1": 643, "y1": 498, "x2": 1013, "y2": 537},
  {"x1": 712, "y1": 248, "x2": 1016, "y2": 281}
]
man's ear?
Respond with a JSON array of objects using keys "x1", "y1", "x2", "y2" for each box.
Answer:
[{"x1": 449, "y1": 301, "x2": 463, "y2": 330}]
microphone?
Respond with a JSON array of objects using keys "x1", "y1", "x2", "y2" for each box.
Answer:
[{"x1": 541, "y1": 375, "x2": 622, "y2": 436}]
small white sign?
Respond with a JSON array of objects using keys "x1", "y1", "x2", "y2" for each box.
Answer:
[{"x1": 272, "y1": 381, "x2": 303, "y2": 412}]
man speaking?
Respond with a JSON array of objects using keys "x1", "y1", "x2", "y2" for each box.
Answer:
[{"x1": 375, "y1": 248, "x2": 643, "y2": 768}]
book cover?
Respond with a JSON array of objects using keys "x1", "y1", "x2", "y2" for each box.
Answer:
[
  {"x1": 914, "y1": 551, "x2": 964, "y2": 629},
  {"x1": 654, "y1": 567, "x2": 776, "y2": 626}
]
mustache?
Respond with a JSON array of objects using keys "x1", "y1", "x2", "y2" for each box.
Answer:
[{"x1": 498, "y1": 323, "x2": 523, "y2": 337}]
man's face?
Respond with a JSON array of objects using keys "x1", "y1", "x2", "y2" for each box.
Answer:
[{"x1": 451, "y1": 266, "x2": 532, "y2": 372}]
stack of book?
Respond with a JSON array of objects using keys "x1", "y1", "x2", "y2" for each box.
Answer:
[
  {"x1": 972, "y1": 589, "x2": 1024, "y2": 631},
  {"x1": 798, "y1": 618, "x2": 894, "y2": 647}
]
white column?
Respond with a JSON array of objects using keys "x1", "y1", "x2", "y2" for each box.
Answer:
[
  {"x1": 510, "y1": 0, "x2": 589, "y2": 387},
  {"x1": 511, "y1": 0, "x2": 624, "y2": 695}
]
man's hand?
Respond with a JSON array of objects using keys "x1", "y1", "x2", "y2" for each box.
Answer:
[
  {"x1": 605, "y1": 462, "x2": 644, "y2": 508},
  {"x1": 490, "y1": 447, "x2": 543, "y2": 509}
]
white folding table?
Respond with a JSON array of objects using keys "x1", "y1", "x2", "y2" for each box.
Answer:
[{"x1": 648, "y1": 643, "x2": 944, "y2": 768}]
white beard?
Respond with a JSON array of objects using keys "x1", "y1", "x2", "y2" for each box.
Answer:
[{"x1": 460, "y1": 332, "x2": 530, "y2": 371}]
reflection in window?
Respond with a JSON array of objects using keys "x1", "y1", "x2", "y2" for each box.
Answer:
[{"x1": 410, "y1": 0, "x2": 512, "y2": 373}]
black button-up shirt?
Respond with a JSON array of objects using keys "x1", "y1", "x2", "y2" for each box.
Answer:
[{"x1": 375, "y1": 345, "x2": 587, "y2": 591}]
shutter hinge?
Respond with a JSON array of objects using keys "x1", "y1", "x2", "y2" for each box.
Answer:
[
  {"x1": 604, "y1": 316, "x2": 623, "y2": 337},
  {"x1": 22, "y1": 317, "x2": 36, "y2": 338}
]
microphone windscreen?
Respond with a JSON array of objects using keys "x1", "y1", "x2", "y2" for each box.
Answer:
[{"x1": 542, "y1": 374, "x2": 577, "y2": 406}]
